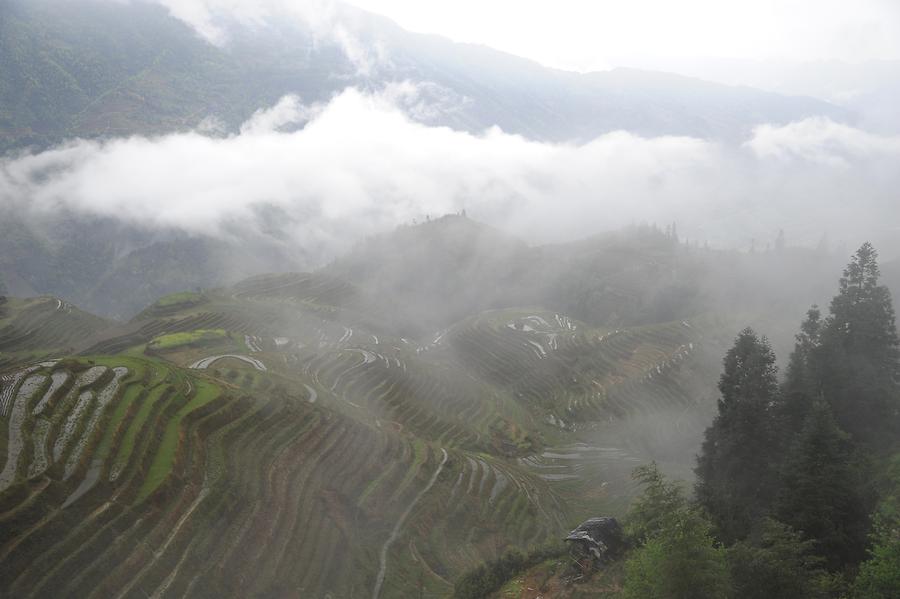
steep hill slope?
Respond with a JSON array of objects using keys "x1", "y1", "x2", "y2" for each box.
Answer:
[
  {"x1": 327, "y1": 216, "x2": 701, "y2": 336},
  {"x1": 0, "y1": 296, "x2": 110, "y2": 367},
  {"x1": 326, "y1": 216, "x2": 848, "y2": 346},
  {"x1": 0, "y1": 241, "x2": 728, "y2": 596},
  {"x1": 329, "y1": 216, "x2": 533, "y2": 335}
]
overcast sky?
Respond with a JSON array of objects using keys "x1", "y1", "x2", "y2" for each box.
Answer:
[{"x1": 346, "y1": 0, "x2": 900, "y2": 72}]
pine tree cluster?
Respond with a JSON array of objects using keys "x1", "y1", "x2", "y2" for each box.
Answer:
[{"x1": 691, "y1": 243, "x2": 900, "y2": 595}]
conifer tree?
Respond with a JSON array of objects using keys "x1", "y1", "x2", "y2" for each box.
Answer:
[
  {"x1": 775, "y1": 402, "x2": 871, "y2": 569},
  {"x1": 779, "y1": 307, "x2": 823, "y2": 439},
  {"x1": 695, "y1": 328, "x2": 779, "y2": 542},
  {"x1": 818, "y1": 243, "x2": 900, "y2": 451}
]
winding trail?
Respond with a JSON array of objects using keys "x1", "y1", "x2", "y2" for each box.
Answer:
[{"x1": 372, "y1": 448, "x2": 448, "y2": 599}]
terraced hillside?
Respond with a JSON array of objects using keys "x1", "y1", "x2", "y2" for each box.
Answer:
[
  {"x1": 0, "y1": 296, "x2": 110, "y2": 368},
  {"x1": 0, "y1": 225, "x2": 734, "y2": 597},
  {"x1": 0, "y1": 281, "x2": 724, "y2": 597},
  {"x1": 0, "y1": 357, "x2": 576, "y2": 595}
]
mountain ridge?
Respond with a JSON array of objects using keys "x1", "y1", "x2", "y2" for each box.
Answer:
[{"x1": 0, "y1": 0, "x2": 851, "y2": 154}]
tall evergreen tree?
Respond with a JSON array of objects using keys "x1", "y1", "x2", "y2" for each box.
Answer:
[
  {"x1": 695, "y1": 328, "x2": 779, "y2": 542},
  {"x1": 776, "y1": 402, "x2": 871, "y2": 570},
  {"x1": 779, "y1": 306, "x2": 823, "y2": 436},
  {"x1": 818, "y1": 243, "x2": 900, "y2": 451},
  {"x1": 784, "y1": 307, "x2": 823, "y2": 395},
  {"x1": 828, "y1": 244, "x2": 898, "y2": 363}
]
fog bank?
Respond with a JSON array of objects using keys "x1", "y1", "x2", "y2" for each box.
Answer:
[{"x1": 3, "y1": 85, "x2": 899, "y2": 263}]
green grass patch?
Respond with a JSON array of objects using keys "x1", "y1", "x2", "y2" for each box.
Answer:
[
  {"x1": 148, "y1": 329, "x2": 228, "y2": 351},
  {"x1": 92, "y1": 378, "x2": 145, "y2": 461},
  {"x1": 111, "y1": 380, "x2": 171, "y2": 474},
  {"x1": 86, "y1": 355, "x2": 171, "y2": 375},
  {"x1": 136, "y1": 378, "x2": 221, "y2": 503},
  {"x1": 147, "y1": 363, "x2": 169, "y2": 387},
  {"x1": 120, "y1": 344, "x2": 148, "y2": 357},
  {"x1": 155, "y1": 291, "x2": 204, "y2": 307},
  {"x1": 497, "y1": 575, "x2": 525, "y2": 597}
]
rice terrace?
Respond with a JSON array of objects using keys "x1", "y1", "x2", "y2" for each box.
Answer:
[{"x1": 0, "y1": 219, "x2": 734, "y2": 597}]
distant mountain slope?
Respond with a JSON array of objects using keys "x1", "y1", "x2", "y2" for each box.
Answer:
[
  {"x1": 0, "y1": 206, "x2": 304, "y2": 319},
  {"x1": 328, "y1": 216, "x2": 718, "y2": 335},
  {"x1": 381, "y1": 28, "x2": 851, "y2": 142},
  {"x1": 0, "y1": 0, "x2": 849, "y2": 154},
  {"x1": 0, "y1": 295, "x2": 110, "y2": 362},
  {"x1": 325, "y1": 215, "x2": 863, "y2": 359},
  {"x1": 328, "y1": 216, "x2": 533, "y2": 334}
]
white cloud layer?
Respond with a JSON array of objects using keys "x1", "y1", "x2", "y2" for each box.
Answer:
[
  {"x1": 747, "y1": 117, "x2": 900, "y2": 166},
  {"x1": 3, "y1": 85, "x2": 900, "y2": 262}
]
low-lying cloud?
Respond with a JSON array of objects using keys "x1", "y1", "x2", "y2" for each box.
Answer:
[{"x1": 3, "y1": 83, "x2": 900, "y2": 264}]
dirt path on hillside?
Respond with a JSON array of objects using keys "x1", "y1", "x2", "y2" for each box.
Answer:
[{"x1": 372, "y1": 448, "x2": 448, "y2": 599}]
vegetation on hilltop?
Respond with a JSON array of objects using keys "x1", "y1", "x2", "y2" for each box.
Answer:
[
  {"x1": 147, "y1": 328, "x2": 229, "y2": 351},
  {"x1": 155, "y1": 291, "x2": 205, "y2": 308}
]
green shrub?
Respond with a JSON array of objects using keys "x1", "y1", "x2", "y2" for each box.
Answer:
[
  {"x1": 623, "y1": 508, "x2": 729, "y2": 599},
  {"x1": 623, "y1": 463, "x2": 730, "y2": 599}
]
